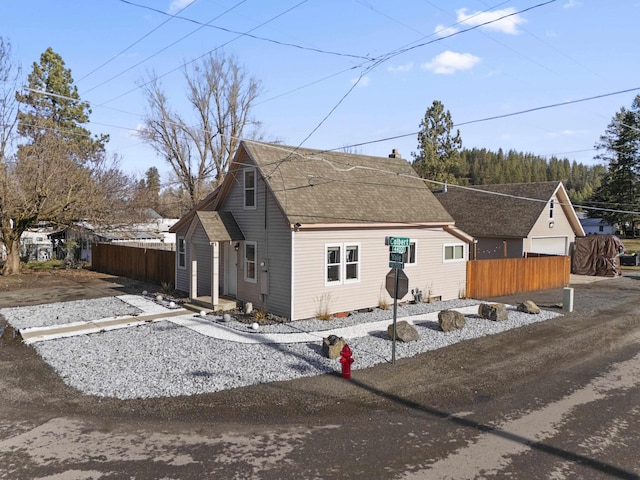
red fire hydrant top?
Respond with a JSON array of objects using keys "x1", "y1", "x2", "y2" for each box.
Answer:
[{"x1": 339, "y1": 344, "x2": 354, "y2": 379}]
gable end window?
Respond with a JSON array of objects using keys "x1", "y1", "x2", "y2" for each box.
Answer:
[
  {"x1": 244, "y1": 168, "x2": 256, "y2": 209},
  {"x1": 244, "y1": 242, "x2": 257, "y2": 283},
  {"x1": 549, "y1": 199, "x2": 554, "y2": 219},
  {"x1": 326, "y1": 243, "x2": 360, "y2": 285},
  {"x1": 443, "y1": 243, "x2": 465, "y2": 262},
  {"x1": 177, "y1": 237, "x2": 186, "y2": 269}
]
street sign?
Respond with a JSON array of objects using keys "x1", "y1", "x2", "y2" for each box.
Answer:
[
  {"x1": 391, "y1": 245, "x2": 406, "y2": 254},
  {"x1": 389, "y1": 261, "x2": 404, "y2": 269},
  {"x1": 389, "y1": 252, "x2": 404, "y2": 263}
]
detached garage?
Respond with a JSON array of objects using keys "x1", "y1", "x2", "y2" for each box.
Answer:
[{"x1": 435, "y1": 181, "x2": 585, "y2": 259}]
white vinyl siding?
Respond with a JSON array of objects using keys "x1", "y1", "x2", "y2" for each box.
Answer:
[
  {"x1": 292, "y1": 229, "x2": 467, "y2": 321},
  {"x1": 526, "y1": 192, "x2": 575, "y2": 256}
]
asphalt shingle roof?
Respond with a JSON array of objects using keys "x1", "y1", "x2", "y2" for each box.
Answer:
[
  {"x1": 434, "y1": 181, "x2": 561, "y2": 238},
  {"x1": 241, "y1": 141, "x2": 454, "y2": 225}
]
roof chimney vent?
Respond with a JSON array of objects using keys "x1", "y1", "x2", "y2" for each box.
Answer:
[{"x1": 389, "y1": 149, "x2": 401, "y2": 159}]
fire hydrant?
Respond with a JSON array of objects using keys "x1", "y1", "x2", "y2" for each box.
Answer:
[{"x1": 339, "y1": 344, "x2": 354, "y2": 379}]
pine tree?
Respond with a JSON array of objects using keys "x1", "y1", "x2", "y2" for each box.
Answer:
[
  {"x1": 591, "y1": 95, "x2": 640, "y2": 233},
  {"x1": 412, "y1": 100, "x2": 462, "y2": 187}
]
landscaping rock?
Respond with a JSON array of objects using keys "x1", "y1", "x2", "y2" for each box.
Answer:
[
  {"x1": 322, "y1": 335, "x2": 346, "y2": 359},
  {"x1": 517, "y1": 300, "x2": 540, "y2": 314},
  {"x1": 438, "y1": 310, "x2": 466, "y2": 332},
  {"x1": 479, "y1": 303, "x2": 508, "y2": 321},
  {"x1": 387, "y1": 320, "x2": 419, "y2": 342}
]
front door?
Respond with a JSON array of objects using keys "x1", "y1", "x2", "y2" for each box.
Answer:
[{"x1": 224, "y1": 242, "x2": 238, "y2": 297}]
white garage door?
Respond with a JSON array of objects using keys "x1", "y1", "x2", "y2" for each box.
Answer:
[{"x1": 530, "y1": 237, "x2": 568, "y2": 255}]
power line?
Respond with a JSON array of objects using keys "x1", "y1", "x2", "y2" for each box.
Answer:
[
  {"x1": 101, "y1": 0, "x2": 310, "y2": 105},
  {"x1": 82, "y1": 0, "x2": 248, "y2": 96},
  {"x1": 76, "y1": 0, "x2": 200, "y2": 84},
  {"x1": 327, "y1": 86, "x2": 640, "y2": 153},
  {"x1": 117, "y1": 0, "x2": 372, "y2": 61}
]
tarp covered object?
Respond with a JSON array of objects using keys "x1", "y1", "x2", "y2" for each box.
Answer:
[{"x1": 571, "y1": 235, "x2": 624, "y2": 277}]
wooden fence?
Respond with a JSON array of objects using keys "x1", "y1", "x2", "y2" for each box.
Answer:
[
  {"x1": 91, "y1": 243, "x2": 175, "y2": 287},
  {"x1": 466, "y1": 256, "x2": 570, "y2": 299}
]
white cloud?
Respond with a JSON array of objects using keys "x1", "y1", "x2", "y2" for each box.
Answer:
[
  {"x1": 434, "y1": 24, "x2": 459, "y2": 38},
  {"x1": 563, "y1": 0, "x2": 582, "y2": 9},
  {"x1": 351, "y1": 76, "x2": 370, "y2": 87},
  {"x1": 422, "y1": 51, "x2": 481, "y2": 75},
  {"x1": 456, "y1": 7, "x2": 526, "y2": 35},
  {"x1": 128, "y1": 124, "x2": 145, "y2": 138},
  {"x1": 387, "y1": 63, "x2": 414, "y2": 73},
  {"x1": 548, "y1": 129, "x2": 588, "y2": 138},
  {"x1": 168, "y1": 0, "x2": 196, "y2": 14}
]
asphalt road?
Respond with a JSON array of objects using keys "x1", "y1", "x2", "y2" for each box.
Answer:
[{"x1": 1, "y1": 270, "x2": 640, "y2": 479}]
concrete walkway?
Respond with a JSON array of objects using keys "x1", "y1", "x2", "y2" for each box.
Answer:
[{"x1": 17, "y1": 294, "x2": 481, "y2": 346}]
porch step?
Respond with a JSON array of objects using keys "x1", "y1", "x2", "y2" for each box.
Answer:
[{"x1": 183, "y1": 296, "x2": 240, "y2": 314}]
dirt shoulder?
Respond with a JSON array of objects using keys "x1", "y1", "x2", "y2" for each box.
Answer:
[{"x1": 1, "y1": 269, "x2": 640, "y2": 427}]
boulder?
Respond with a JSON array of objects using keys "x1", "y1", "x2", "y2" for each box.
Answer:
[
  {"x1": 479, "y1": 303, "x2": 508, "y2": 321},
  {"x1": 322, "y1": 335, "x2": 346, "y2": 359},
  {"x1": 438, "y1": 310, "x2": 466, "y2": 332},
  {"x1": 387, "y1": 320, "x2": 419, "y2": 342},
  {"x1": 517, "y1": 300, "x2": 540, "y2": 314}
]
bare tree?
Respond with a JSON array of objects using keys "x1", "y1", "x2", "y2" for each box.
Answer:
[{"x1": 139, "y1": 52, "x2": 261, "y2": 208}]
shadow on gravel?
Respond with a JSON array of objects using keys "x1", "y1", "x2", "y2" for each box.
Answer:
[{"x1": 341, "y1": 375, "x2": 640, "y2": 479}]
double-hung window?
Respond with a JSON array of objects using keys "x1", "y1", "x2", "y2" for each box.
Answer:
[
  {"x1": 443, "y1": 243, "x2": 465, "y2": 262},
  {"x1": 244, "y1": 168, "x2": 256, "y2": 209},
  {"x1": 177, "y1": 237, "x2": 186, "y2": 269},
  {"x1": 326, "y1": 243, "x2": 360, "y2": 285},
  {"x1": 244, "y1": 242, "x2": 257, "y2": 282}
]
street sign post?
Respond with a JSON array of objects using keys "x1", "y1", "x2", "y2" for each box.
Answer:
[{"x1": 385, "y1": 267, "x2": 409, "y2": 365}]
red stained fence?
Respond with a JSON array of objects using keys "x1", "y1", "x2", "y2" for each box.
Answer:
[
  {"x1": 91, "y1": 243, "x2": 175, "y2": 287},
  {"x1": 466, "y1": 256, "x2": 570, "y2": 299}
]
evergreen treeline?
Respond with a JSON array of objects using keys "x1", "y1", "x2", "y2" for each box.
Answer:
[{"x1": 454, "y1": 148, "x2": 605, "y2": 203}]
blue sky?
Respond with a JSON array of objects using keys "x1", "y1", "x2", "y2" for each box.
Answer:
[{"x1": 1, "y1": 0, "x2": 637, "y2": 183}]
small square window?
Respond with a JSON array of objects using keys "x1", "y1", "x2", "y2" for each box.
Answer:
[{"x1": 444, "y1": 244, "x2": 465, "y2": 261}]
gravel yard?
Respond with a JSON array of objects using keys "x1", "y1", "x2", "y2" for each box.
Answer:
[{"x1": 1, "y1": 296, "x2": 562, "y2": 399}]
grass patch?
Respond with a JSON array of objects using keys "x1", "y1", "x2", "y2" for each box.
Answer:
[
  {"x1": 24, "y1": 260, "x2": 65, "y2": 271},
  {"x1": 620, "y1": 237, "x2": 640, "y2": 253}
]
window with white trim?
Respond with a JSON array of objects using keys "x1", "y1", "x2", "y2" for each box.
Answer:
[
  {"x1": 443, "y1": 243, "x2": 465, "y2": 262},
  {"x1": 244, "y1": 242, "x2": 257, "y2": 282},
  {"x1": 244, "y1": 168, "x2": 256, "y2": 209},
  {"x1": 177, "y1": 237, "x2": 186, "y2": 269},
  {"x1": 326, "y1": 243, "x2": 360, "y2": 284},
  {"x1": 390, "y1": 241, "x2": 416, "y2": 265},
  {"x1": 549, "y1": 199, "x2": 554, "y2": 219},
  {"x1": 345, "y1": 244, "x2": 359, "y2": 281}
]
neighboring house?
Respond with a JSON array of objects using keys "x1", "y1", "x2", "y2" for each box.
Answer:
[
  {"x1": 169, "y1": 141, "x2": 473, "y2": 321},
  {"x1": 20, "y1": 226, "x2": 57, "y2": 261},
  {"x1": 434, "y1": 181, "x2": 585, "y2": 259},
  {"x1": 51, "y1": 211, "x2": 179, "y2": 263},
  {"x1": 580, "y1": 217, "x2": 616, "y2": 236}
]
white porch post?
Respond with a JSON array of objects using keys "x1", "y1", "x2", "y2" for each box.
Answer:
[
  {"x1": 211, "y1": 242, "x2": 220, "y2": 307},
  {"x1": 190, "y1": 259, "x2": 197, "y2": 299}
]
